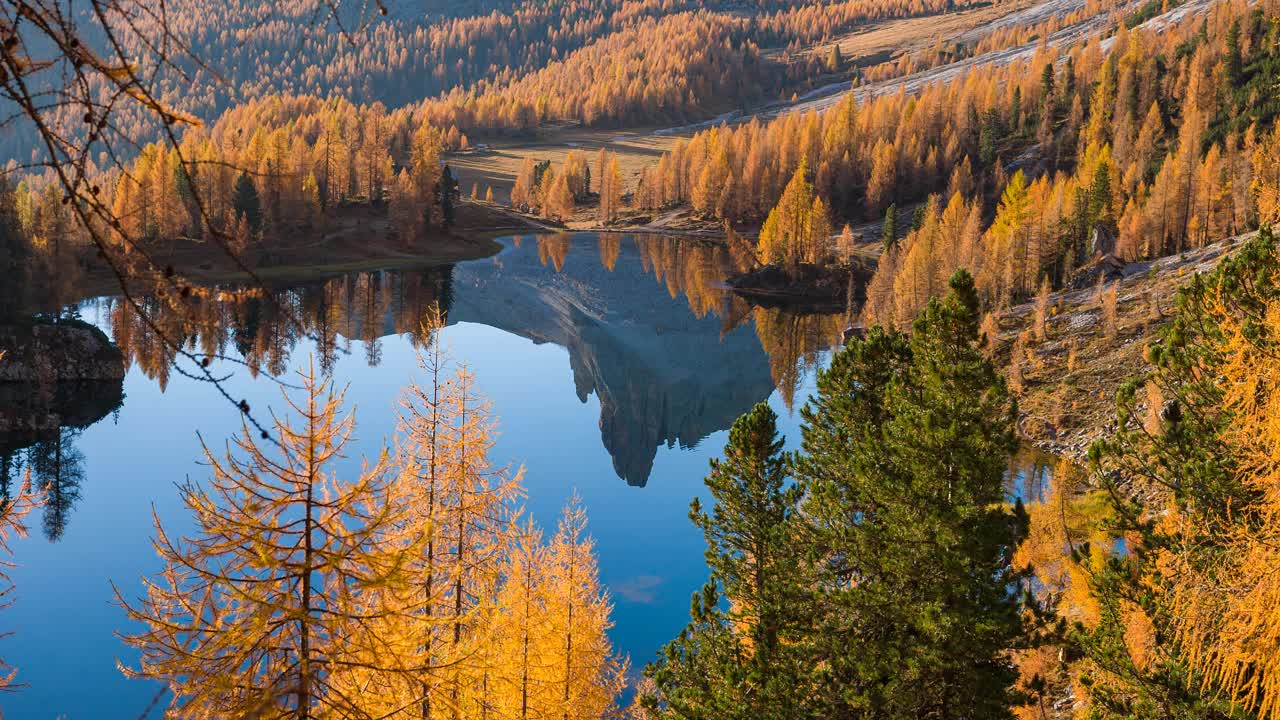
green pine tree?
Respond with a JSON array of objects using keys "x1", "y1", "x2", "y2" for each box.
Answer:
[
  {"x1": 232, "y1": 171, "x2": 262, "y2": 234},
  {"x1": 438, "y1": 164, "x2": 460, "y2": 228},
  {"x1": 794, "y1": 270, "x2": 1031, "y2": 719},
  {"x1": 645, "y1": 403, "x2": 806, "y2": 720},
  {"x1": 1225, "y1": 19, "x2": 1242, "y2": 84},
  {"x1": 650, "y1": 272, "x2": 1037, "y2": 720},
  {"x1": 911, "y1": 205, "x2": 927, "y2": 233},
  {"x1": 826, "y1": 44, "x2": 843, "y2": 73},
  {"x1": 644, "y1": 583, "x2": 746, "y2": 720},
  {"x1": 1040, "y1": 63, "x2": 1055, "y2": 99},
  {"x1": 881, "y1": 202, "x2": 898, "y2": 253},
  {"x1": 1010, "y1": 86, "x2": 1023, "y2": 134}
]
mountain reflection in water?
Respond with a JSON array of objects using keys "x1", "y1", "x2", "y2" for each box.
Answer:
[
  {"x1": 0, "y1": 233, "x2": 1067, "y2": 719},
  {"x1": 455, "y1": 234, "x2": 779, "y2": 485},
  {"x1": 87, "y1": 233, "x2": 846, "y2": 486}
]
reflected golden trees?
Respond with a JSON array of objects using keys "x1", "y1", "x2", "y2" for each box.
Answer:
[
  {"x1": 748, "y1": 309, "x2": 843, "y2": 410},
  {"x1": 598, "y1": 236, "x2": 621, "y2": 273},
  {"x1": 636, "y1": 233, "x2": 847, "y2": 405},
  {"x1": 631, "y1": 234, "x2": 845, "y2": 396},
  {"x1": 569, "y1": 233, "x2": 849, "y2": 404},
  {"x1": 538, "y1": 235, "x2": 573, "y2": 274},
  {"x1": 107, "y1": 231, "x2": 846, "y2": 416},
  {"x1": 633, "y1": 235, "x2": 732, "y2": 321},
  {"x1": 105, "y1": 267, "x2": 453, "y2": 383},
  {"x1": 354, "y1": 273, "x2": 388, "y2": 367}
]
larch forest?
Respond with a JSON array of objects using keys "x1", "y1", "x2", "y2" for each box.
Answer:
[{"x1": 1, "y1": 0, "x2": 1280, "y2": 717}]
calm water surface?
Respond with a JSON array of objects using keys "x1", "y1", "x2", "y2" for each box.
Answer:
[
  {"x1": 1, "y1": 233, "x2": 843, "y2": 717},
  {"x1": 0, "y1": 232, "x2": 1055, "y2": 717}
]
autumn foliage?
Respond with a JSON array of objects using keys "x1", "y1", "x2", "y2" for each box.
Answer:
[
  {"x1": 118, "y1": 321, "x2": 626, "y2": 719},
  {"x1": 639, "y1": 0, "x2": 1280, "y2": 315}
]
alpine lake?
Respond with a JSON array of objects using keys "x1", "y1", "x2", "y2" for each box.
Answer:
[{"x1": 0, "y1": 232, "x2": 1058, "y2": 717}]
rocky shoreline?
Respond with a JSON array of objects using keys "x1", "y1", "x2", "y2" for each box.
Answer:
[
  {"x1": 0, "y1": 318, "x2": 126, "y2": 440},
  {"x1": 0, "y1": 319, "x2": 125, "y2": 384}
]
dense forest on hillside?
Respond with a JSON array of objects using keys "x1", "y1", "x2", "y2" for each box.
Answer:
[
  {"x1": 0, "y1": 94, "x2": 471, "y2": 323},
  {"x1": 631, "y1": 0, "x2": 1279, "y2": 327},
  {"x1": 410, "y1": 0, "x2": 983, "y2": 133},
  {"x1": 6, "y1": 0, "x2": 1280, "y2": 716},
  {"x1": 0, "y1": 0, "x2": 991, "y2": 166}
]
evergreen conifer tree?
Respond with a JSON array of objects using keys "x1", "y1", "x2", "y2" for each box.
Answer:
[
  {"x1": 232, "y1": 171, "x2": 262, "y2": 234},
  {"x1": 439, "y1": 165, "x2": 460, "y2": 228},
  {"x1": 881, "y1": 202, "x2": 898, "y2": 252},
  {"x1": 646, "y1": 404, "x2": 803, "y2": 720},
  {"x1": 794, "y1": 270, "x2": 1031, "y2": 719}
]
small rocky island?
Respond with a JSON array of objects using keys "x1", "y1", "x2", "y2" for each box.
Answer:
[
  {"x1": 0, "y1": 318, "x2": 126, "y2": 437},
  {"x1": 727, "y1": 261, "x2": 874, "y2": 313}
]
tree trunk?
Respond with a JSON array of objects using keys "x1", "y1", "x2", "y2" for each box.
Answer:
[
  {"x1": 299, "y1": 393, "x2": 317, "y2": 720},
  {"x1": 563, "y1": 558, "x2": 574, "y2": 720}
]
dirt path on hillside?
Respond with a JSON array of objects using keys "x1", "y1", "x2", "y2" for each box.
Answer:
[
  {"x1": 776, "y1": 0, "x2": 1219, "y2": 116},
  {"x1": 656, "y1": 0, "x2": 1219, "y2": 133}
]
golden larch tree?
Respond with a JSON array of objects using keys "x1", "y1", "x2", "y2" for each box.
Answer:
[
  {"x1": 545, "y1": 171, "x2": 576, "y2": 222},
  {"x1": 1252, "y1": 127, "x2": 1280, "y2": 226},
  {"x1": 757, "y1": 160, "x2": 823, "y2": 274},
  {"x1": 541, "y1": 495, "x2": 628, "y2": 720},
  {"x1": 437, "y1": 365, "x2": 524, "y2": 719},
  {"x1": 118, "y1": 364, "x2": 426, "y2": 720},
  {"x1": 512, "y1": 157, "x2": 539, "y2": 211},
  {"x1": 1169, "y1": 269, "x2": 1280, "y2": 719},
  {"x1": 983, "y1": 170, "x2": 1034, "y2": 301},
  {"x1": 599, "y1": 154, "x2": 623, "y2": 224},
  {"x1": 344, "y1": 305, "x2": 467, "y2": 720},
  {"x1": 493, "y1": 520, "x2": 554, "y2": 720}
]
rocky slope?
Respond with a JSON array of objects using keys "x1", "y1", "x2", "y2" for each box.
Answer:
[{"x1": 1002, "y1": 234, "x2": 1255, "y2": 461}]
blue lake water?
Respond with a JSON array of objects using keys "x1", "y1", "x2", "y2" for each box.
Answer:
[
  {"x1": 0, "y1": 232, "x2": 1056, "y2": 717},
  {"x1": 0, "y1": 233, "x2": 840, "y2": 717}
]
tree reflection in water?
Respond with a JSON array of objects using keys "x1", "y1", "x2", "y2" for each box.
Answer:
[
  {"x1": 26, "y1": 429, "x2": 84, "y2": 542},
  {"x1": 78, "y1": 234, "x2": 848, "y2": 486},
  {"x1": 100, "y1": 265, "x2": 455, "y2": 384},
  {"x1": 0, "y1": 347, "x2": 123, "y2": 542}
]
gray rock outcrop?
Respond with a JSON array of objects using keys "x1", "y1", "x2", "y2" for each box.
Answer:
[
  {"x1": 0, "y1": 319, "x2": 126, "y2": 442},
  {"x1": 0, "y1": 319, "x2": 126, "y2": 383}
]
